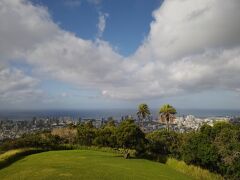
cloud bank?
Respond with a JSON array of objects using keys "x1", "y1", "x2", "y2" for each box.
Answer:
[{"x1": 0, "y1": 0, "x2": 240, "y2": 106}]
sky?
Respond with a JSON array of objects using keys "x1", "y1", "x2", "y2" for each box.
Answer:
[{"x1": 0, "y1": 0, "x2": 240, "y2": 110}]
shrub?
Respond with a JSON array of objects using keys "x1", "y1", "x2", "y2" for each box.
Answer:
[{"x1": 0, "y1": 133, "x2": 63, "y2": 151}]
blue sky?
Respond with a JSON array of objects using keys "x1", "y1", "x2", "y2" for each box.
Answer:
[
  {"x1": 0, "y1": 0, "x2": 240, "y2": 110},
  {"x1": 31, "y1": 0, "x2": 162, "y2": 56}
]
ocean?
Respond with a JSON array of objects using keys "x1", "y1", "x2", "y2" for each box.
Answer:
[{"x1": 0, "y1": 109, "x2": 240, "y2": 121}]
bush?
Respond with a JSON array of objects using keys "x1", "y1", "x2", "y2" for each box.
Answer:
[{"x1": 0, "y1": 133, "x2": 63, "y2": 151}]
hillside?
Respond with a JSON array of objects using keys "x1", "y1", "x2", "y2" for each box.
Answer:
[{"x1": 0, "y1": 150, "x2": 192, "y2": 180}]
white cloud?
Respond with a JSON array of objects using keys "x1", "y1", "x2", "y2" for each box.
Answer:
[
  {"x1": 0, "y1": 0, "x2": 59, "y2": 61},
  {"x1": 113, "y1": 0, "x2": 240, "y2": 99},
  {"x1": 97, "y1": 12, "x2": 109, "y2": 38},
  {"x1": 0, "y1": 66, "x2": 43, "y2": 104},
  {"x1": 0, "y1": 0, "x2": 240, "y2": 106},
  {"x1": 25, "y1": 33, "x2": 124, "y2": 87}
]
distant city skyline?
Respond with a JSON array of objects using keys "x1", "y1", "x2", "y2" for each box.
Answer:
[{"x1": 1, "y1": 0, "x2": 240, "y2": 110}]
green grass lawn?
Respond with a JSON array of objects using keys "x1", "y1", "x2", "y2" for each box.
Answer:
[{"x1": 0, "y1": 150, "x2": 192, "y2": 180}]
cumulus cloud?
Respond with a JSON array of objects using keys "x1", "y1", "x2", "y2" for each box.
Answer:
[
  {"x1": 25, "y1": 33, "x2": 124, "y2": 87},
  {"x1": 103, "y1": 47, "x2": 240, "y2": 100},
  {"x1": 106, "y1": 0, "x2": 240, "y2": 99},
  {"x1": 0, "y1": 0, "x2": 240, "y2": 105},
  {"x1": 137, "y1": 0, "x2": 240, "y2": 61},
  {"x1": 0, "y1": 66, "x2": 42, "y2": 104},
  {"x1": 0, "y1": 0, "x2": 59, "y2": 61}
]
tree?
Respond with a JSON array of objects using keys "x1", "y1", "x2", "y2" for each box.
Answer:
[
  {"x1": 159, "y1": 104, "x2": 176, "y2": 132},
  {"x1": 94, "y1": 123, "x2": 117, "y2": 148},
  {"x1": 77, "y1": 122, "x2": 96, "y2": 146},
  {"x1": 212, "y1": 123, "x2": 240, "y2": 178},
  {"x1": 146, "y1": 130, "x2": 182, "y2": 161},
  {"x1": 105, "y1": 118, "x2": 116, "y2": 127},
  {"x1": 116, "y1": 119, "x2": 146, "y2": 156},
  {"x1": 146, "y1": 130, "x2": 168, "y2": 161},
  {"x1": 182, "y1": 132, "x2": 219, "y2": 171},
  {"x1": 137, "y1": 103, "x2": 151, "y2": 126}
]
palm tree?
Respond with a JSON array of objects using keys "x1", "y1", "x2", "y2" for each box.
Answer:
[
  {"x1": 159, "y1": 104, "x2": 176, "y2": 132},
  {"x1": 137, "y1": 103, "x2": 150, "y2": 126}
]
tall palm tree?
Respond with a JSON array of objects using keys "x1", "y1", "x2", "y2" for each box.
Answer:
[
  {"x1": 137, "y1": 103, "x2": 150, "y2": 126},
  {"x1": 159, "y1": 104, "x2": 176, "y2": 132}
]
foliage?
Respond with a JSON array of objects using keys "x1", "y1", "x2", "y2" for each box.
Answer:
[
  {"x1": 146, "y1": 130, "x2": 182, "y2": 159},
  {"x1": 116, "y1": 119, "x2": 146, "y2": 155},
  {"x1": 51, "y1": 127, "x2": 77, "y2": 144},
  {"x1": 137, "y1": 103, "x2": 151, "y2": 125},
  {"x1": 0, "y1": 133, "x2": 63, "y2": 151},
  {"x1": 182, "y1": 132, "x2": 220, "y2": 171},
  {"x1": 212, "y1": 122, "x2": 240, "y2": 179},
  {"x1": 182, "y1": 122, "x2": 240, "y2": 179},
  {"x1": 93, "y1": 125, "x2": 117, "y2": 147},
  {"x1": 145, "y1": 121, "x2": 239, "y2": 179},
  {"x1": 77, "y1": 121, "x2": 96, "y2": 146},
  {"x1": 159, "y1": 104, "x2": 177, "y2": 131},
  {"x1": 166, "y1": 158, "x2": 223, "y2": 180}
]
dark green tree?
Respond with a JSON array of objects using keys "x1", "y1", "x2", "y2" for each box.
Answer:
[
  {"x1": 146, "y1": 130, "x2": 182, "y2": 160},
  {"x1": 94, "y1": 125, "x2": 117, "y2": 147},
  {"x1": 212, "y1": 123, "x2": 240, "y2": 179},
  {"x1": 77, "y1": 122, "x2": 96, "y2": 146},
  {"x1": 182, "y1": 132, "x2": 219, "y2": 171},
  {"x1": 116, "y1": 119, "x2": 146, "y2": 156}
]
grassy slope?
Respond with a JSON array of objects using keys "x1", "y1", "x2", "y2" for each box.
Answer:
[
  {"x1": 0, "y1": 150, "x2": 192, "y2": 180},
  {"x1": 166, "y1": 158, "x2": 223, "y2": 180},
  {"x1": 0, "y1": 148, "x2": 44, "y2": 169}
]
